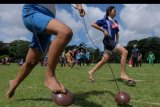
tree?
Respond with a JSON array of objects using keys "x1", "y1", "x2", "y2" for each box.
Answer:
[
  {"x1": 0, "y1": 41, "x2": 9, "y2": 56},
  {"x1": 8, "y1": 40, "x2": 30, "y2": 59},
  {"x1": 126, "y1": 37, "x2": 160, "y2": 63},
  {"x1": 93, "y1": 48, "x2": 102, "y2": 63}
]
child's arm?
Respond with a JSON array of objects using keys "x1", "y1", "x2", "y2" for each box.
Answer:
[
  {"x1": 91, "y1": 22, "x2": 109, "y2": 37},
  {"x1": 75, "y1": 4, "x2": 85, "y2": 17}
]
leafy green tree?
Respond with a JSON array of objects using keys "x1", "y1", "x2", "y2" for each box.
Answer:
[
  {"x1": 8, "y1": 40, "x2": 30, "y2": 59},
  {"x1": 127, "y1": 37, "x2": 160, "y2": 63},
  {"x1": 0, "y1": 41, "x2": 9, "y2": 56}
]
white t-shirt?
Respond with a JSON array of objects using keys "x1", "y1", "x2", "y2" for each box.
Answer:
[{"x1": 38, "y1": 4, "x2": 56, "y2": 15}]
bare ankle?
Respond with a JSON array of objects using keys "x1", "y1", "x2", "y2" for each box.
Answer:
[
  {"x1": 121, "y1": 72, "x2": 127, "y2": 75},
  {"x1": 10, "y1": 80, "x2": 18, "y2": 88},
  {"x1": 88, "y1": 70, "x2": 94, "y2": 75},
  {"x1": 45, "y1": 73, "x2": 56, "y2": 79}
]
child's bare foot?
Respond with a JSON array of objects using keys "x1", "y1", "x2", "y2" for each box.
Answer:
[
  {"x1": 6, "y1": 80, "x2": 17, "y2": 98},
  {"x1": 121, "y1": 73, "x2": 132, "y2": 81},
  {"x1": 44, "y1": 77, "x2": 66, "y2": 93},
  {"x1": 88, "y1": 71, "x2": 95, "y2": 82}
]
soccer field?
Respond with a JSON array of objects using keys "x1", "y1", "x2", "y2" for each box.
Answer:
[{"x1": 0, "y1": 63, "x2": 160, "y2": 107}]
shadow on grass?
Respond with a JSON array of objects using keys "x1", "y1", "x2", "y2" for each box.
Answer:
[
  {"x1": 108, "y1": 78, "x2": 130, "y2": 85},
  {"x1": 17, "y1": 97, "x2": 52, "y2": 102},
  {"x1": 73, "y1": 90, "x2": 115, "y2": 107},
  {"x1": 108, "y1": 78, "x2": 124, "y2": 82},
  {"x1": 108, "y1": 78, "x2": 136, "y2": 88},
  {"x1": 16, "y1": 90, "x2": 114, "y2": 107},
  {"x1": 17, "y1": 90, "x2": 133, "y2": 107},
  {"x1": 117, "y1": 104, "x2": 133, "y2": 107}
]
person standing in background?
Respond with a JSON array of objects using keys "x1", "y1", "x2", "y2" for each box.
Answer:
[
  {"x1": 61, "y1": 50, "x2": 66, "y2": 67},
  {"x1": 85, "y1": 49, "x2": 90, "y2": 66},
  {"x1": 128, "y1": 58, "x2": 133, "y2": 67},
  {"x1": 80, "y1": 49, "x2": 85, "y2": 66},
  {"x1": 138, "y1": 51, "x2": 142, "y2": 67},
  {"x1": 147, "y1": 51, "x2": 155, "y2": 66},
  {"x1": 77, "y1": 50, "x2": 81, "y2": 66},
  {"x1": 71, "y1": 47, "x2": 78, "y2": 68},
  {"x1": 131, "y1": 45, "x2": 139, "y2": 67}
]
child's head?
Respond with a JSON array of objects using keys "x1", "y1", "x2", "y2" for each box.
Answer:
[
  {"x1": 133, "y1": 45, "x2": 137, "y2": 49},
  {"x1": 106, "y1": 6, "x2": 116, "y2": 18}
]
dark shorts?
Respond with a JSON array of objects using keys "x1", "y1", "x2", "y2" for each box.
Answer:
[
  {"x1": 103, "y1": 36, "x2": 118, "y2": 50},
  {"x1": 103, "y1": 36, "x2": 122, "y2": 54}
]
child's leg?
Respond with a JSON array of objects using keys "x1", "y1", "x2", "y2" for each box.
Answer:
[
  {"x1": 88, "y1": 53, "x2": 110, "y2": 80},
  {"x1": 114, "y1": 47, "x2": 131, "y2": 80},
  {"x1": 86, "y1": 58, "x2": 88, "y2": 65},
  {"x1": 61, "y1": 58, "x2": 64, "y2": 67},
  {"x1": 78, "y1": 59, "x2": 80, "y2": 66},
  {"x1": 6, "y1": 48, "x2": 41, "y2": 98},
  {"x1": 136, "y1": 58, "x2": 138, "y2": 67},
  {"x1": 82, "y1": 59, "x2": 84, "y2": 66},
  {"x1": 151, "y1": 60, "x2": 153, "y2": 66},
  {"x1": 44, "y1": 19, "x2": 73, "y2": 93},
  {"x1": 79, "y1": 59, "x2": 81, "y2": 66},
  {"x1": 71, "y1": 60, "x2": 75, "y2": 68}
]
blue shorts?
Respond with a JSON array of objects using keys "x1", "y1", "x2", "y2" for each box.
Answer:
[{"x1": 22, "y1": 4, "x2": 55, "y2": 53}]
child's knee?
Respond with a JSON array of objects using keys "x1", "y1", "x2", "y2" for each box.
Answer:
[
  {"x1": 59, "y1": 27, "x2": 73, "y2": 41},
  {"x1": 122, "y1": 49, "x2": 128, "y2": 56},
  {"x1": 101, "y1": 57, "x2": 108, "y2": 64},
  {"x1": 25, "y1": 60, "x2": 38, "y2": 68}
]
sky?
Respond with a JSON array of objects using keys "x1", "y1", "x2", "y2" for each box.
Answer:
[{"x1": 0, "y1": 4, "x2": 160, "y2": 50}]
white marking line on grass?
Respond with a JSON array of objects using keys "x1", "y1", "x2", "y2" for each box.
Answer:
[
  {"x1": 96, "y1": 78, "x2": 160, "y2": 83},
  {"x1": 0, "y1": 82, "x2": 8, "y2": 84},
  {"x1": 0, "y1": 82, "x2": 46, "y2": 90},
  {"x1": 100, "y1": 73, "x2": 160, "y2": 76},
  {"x1": 135, "y1": 80, "x2": 146, "y2": 82},
  {"x1": 24, "y1": 86, "x2": 45, "y2": 90},
  {"x1": 135, "y1": 79, "x2": 160, "y2": 82},
  {"x1": 20, "y1": 72, "x2": 160, "y2": 77},
  {"x1": 129, "y1": 73, "x2": 160, "y2": 76},
  {"x1": 131, "y1": 100, "x2": 160, "y2": 106}
]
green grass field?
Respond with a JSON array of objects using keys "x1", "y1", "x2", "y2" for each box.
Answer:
[{"x1": 0, "y1": 63, "x2": 160, "y2": 107}]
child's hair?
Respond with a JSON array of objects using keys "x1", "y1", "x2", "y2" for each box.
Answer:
[{"x1": 105, "y1": 6, "x2": 115, "y2": 18}]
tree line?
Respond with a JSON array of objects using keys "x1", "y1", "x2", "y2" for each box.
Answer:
[{"x1": 0, "y1": 37, "x2": 160, "y2": 63}]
